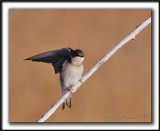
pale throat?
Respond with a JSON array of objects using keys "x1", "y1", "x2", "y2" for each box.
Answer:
[{"x1": 71, "y1": 56, "x2": 84, "y2": 65}]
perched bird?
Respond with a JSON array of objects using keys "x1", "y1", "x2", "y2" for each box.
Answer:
[{"x1": 25, "y1": 48, "x2": 84, "y2": 110}]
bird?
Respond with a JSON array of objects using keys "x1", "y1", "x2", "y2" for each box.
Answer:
[{"x1": 25, "y1": 48, "x2": 84, "y2": 110}]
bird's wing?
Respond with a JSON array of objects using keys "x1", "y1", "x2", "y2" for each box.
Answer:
[{"x1": 25, "y1": 48, "x2": 73, "y2": 74}]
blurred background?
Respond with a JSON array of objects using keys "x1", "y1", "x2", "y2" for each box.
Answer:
[{"x1": 9, "y1": 9, "x2": 151, "y2": 122}]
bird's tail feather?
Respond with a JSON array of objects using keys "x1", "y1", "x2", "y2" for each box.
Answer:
[{"x1": 62, "y1": 96, "x2": 71, "y2": 110}]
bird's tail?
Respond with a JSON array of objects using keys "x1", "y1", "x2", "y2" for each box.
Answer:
[{"x1": 62, "y1": 95, "x2": 71, "y2": 110}]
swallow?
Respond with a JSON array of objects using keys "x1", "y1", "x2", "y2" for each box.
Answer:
[{"x1": 25, "y1": 48, "x2": 84, "y2": 110}]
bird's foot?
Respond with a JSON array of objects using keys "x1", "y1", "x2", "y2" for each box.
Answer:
[
  {"x1": 67, "y1": 87, "x2": 75, "y2": 94},
  {"x1": 79, "y1": 79, "x2": 83, "y2": 83}
]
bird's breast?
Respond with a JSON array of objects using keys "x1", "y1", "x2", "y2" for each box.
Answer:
[{"x1": 61, "y1": 63, "x2": 83, "y2": 88}]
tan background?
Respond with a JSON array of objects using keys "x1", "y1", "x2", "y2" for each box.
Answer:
[{"x1": 9, "y1": 9, "x2": 151, "y2": 122}]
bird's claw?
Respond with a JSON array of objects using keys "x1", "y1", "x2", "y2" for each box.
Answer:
[
  {"x1": 68, "y1": 88, "x2": 75, "y2": 94},
  {"x1": 79, "y1": 79, "x2": 83, "y2": 83}
]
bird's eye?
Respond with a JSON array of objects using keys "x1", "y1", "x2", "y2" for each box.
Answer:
[{"x1": 72, "y1": 53, "x2": 76, "y2": 57}]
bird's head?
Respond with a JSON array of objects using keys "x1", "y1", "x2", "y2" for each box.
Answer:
[{"x1": 71, "y1": 49, "x2": 84, "y2": 65}]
